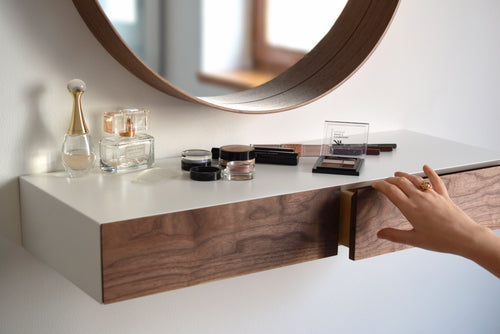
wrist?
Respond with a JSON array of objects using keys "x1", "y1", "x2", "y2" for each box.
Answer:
[
  {"x1": 457, "y1": 224, "x2": 491, "y2": 260},
  {"x1": 462, "y1": 224, "x2": 499, "y2": 261},
  {"x1": 453, "y1": 224, "x2": 500, "y2": 278}
]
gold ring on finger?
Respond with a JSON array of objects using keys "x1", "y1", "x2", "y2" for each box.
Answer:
[{"x1": 419, "y1": 180, "x2": 432, "y2": 191}]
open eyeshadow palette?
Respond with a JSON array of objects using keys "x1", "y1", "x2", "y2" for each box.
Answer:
[{"x1": 312, "y1": 121, "x2": 369, "y2": 176}]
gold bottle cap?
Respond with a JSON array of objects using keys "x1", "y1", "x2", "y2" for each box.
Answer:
[
  {"x1": 66, "y1": 79, "x2": 89, "y2": 135},
  {"x1": 119, "y1": 118, "x2": 136, "y2": 137}
]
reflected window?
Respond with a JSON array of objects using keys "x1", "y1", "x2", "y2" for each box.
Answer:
[
  {"x1": 254, "y1": 0, "x2": 348, "y2": 74},
  {"x1": 100, "y1": 0, "x2": 146, "y2": 63},
  {"x1": 100, "y1": 0, "x2": 163, "y2": 76},
  {"x1": 99, "y1": 0, "x2": 138, "y2": 23},
  {"x1": 265, "y1": 0, "x2": 347, "y2": 52}
]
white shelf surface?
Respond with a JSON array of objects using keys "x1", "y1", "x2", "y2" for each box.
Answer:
[{"x1": 21, "y1": 130, "x2": 500, "y2": 225}]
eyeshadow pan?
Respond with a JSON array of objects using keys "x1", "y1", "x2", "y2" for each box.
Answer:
[
  {"x1": 322, "y1": 159, "x2": 344, "y2": 165},
  {"x1": 321, "y1": 162, "x2": 342, "y2": 168}
]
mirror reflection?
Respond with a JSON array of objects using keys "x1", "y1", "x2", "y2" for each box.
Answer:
[{"x1": 99, "y1": 0, "x2": 347, "y2": 97}]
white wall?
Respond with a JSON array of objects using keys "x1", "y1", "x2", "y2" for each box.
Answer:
[{"x1": 0, "y1": 0, "x2": 499, "y2": 333}]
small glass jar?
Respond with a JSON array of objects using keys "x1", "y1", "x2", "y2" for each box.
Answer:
[
  {"x1": 222, "y1": 160, "x2": 255, "y2": 180},
  {"x1": 219, "y1": 145, "x2": 255, "y2": 180},
  {"x1": 181, "y1": 149, "x2": 212, "y2": 171}
]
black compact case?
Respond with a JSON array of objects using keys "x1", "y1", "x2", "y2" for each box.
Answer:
[
  {"x1": 312, "y1": 156, "x2": 364, "y2": 176},
  {"x1": 253, "y1": 147, "x2": 299, "y2": 165}
]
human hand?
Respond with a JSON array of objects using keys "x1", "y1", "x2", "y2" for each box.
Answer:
[{"x1": 372, "y1": 165, "x2": 485, "y2": 257}]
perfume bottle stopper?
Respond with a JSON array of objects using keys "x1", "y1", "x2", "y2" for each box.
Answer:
[{"x1": 67, "y1": 78, "x2": 86, "y2": 92}]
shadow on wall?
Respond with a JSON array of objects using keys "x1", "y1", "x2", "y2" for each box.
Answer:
[
  {"x1": 3, "y1": 84, "x2": 62, "y2": 244},
  {"x1": 1, "y1": 1, "x2": 81, "y2": 245},
  {"x1": 22, "y1": 84, "x2": 61, "y2": 174},
  {"x1": 0, "y1": 180, "x2": 22, "y2": 243}
]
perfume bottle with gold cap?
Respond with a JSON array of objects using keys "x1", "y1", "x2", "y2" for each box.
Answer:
[
  {"x1": 62, "y1": 79, "x2": 95, "y2": 177},
  {"x1": 99, "y1": 108, "x2": 154, "y2": 173}
]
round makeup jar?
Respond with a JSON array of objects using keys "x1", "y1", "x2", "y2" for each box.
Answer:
[
  {"x1": 181, "y1": 149, "x2": 212, "y2": 171},
  {"x1": 219, "y1": 145, "x2": 255, "y2": 180}
]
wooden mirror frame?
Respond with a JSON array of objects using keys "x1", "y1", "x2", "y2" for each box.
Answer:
[{"x1": 73, "y1": 0, "x2": 399, "y2": 114}]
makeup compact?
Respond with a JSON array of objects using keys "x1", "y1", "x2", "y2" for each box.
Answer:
[
  {"x1": 312, "y1": 156, "x2": 364, "y2": 175},
  {"x1": 312, "y1": 121, "x2": 369, "y2": 176},
  {"x1": 181, "y1": 149, "x2": 212, "y2": 171}
]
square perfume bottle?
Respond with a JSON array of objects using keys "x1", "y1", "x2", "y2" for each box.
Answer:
[{"x1": 99, "y1": 108, "x2": 154, "y2": 173}]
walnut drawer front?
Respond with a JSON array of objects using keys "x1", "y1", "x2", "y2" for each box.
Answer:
[
  {"x1": 340, "y1": 166, "x2": 500, "y2": 261},
  {"x1": 101, "y1": 187, "x2": 340, "y2": 303}
]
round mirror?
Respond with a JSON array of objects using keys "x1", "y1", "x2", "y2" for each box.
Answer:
[
  {"x1": 96, "y1": 0, "x2": 349, "y2": 97},
  {"x1": 73, "y1": 0, "x2": 399, "y2": 114}
]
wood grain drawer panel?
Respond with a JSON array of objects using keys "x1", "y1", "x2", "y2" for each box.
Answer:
[
  {"x1": 101, "y1": 187, "x2": 340, "y2": 303},
  {"x1": 342, "y1": 166, "x2": 500, "y2": 260}
]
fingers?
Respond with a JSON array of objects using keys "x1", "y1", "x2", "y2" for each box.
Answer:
[
  {"x1": 393, "y1": 165, "x2": 448, "y2": 197},
  {"x1": 384, "y1": 174, "x2": 423, "y2": 198},
  {"x1": 373, "y1": 165, "x2": 451, "y2": 251},
  {"x1": 377, "y1": 228, "x2": 418, "y2": 246},
  {"x1": 423, "y1": 165, "x2": 449, "y2": 197},
  {"x1": 394, "y1": 171, "x2": 425, "y2": 189},
  {"x1": 372, "y1": 165, "x2": 444, "y2": 204},
  {"x1": 372, "y1": 178, "x2": 412, "y2": 211}
]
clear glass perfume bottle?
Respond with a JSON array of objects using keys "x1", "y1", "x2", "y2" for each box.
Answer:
[
  {"x1": 62, "y1": 79, "x2": 95, "y2": 177},
  {"x1": 99, "y1": 108, "x2": 154, "y2": 173}
]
